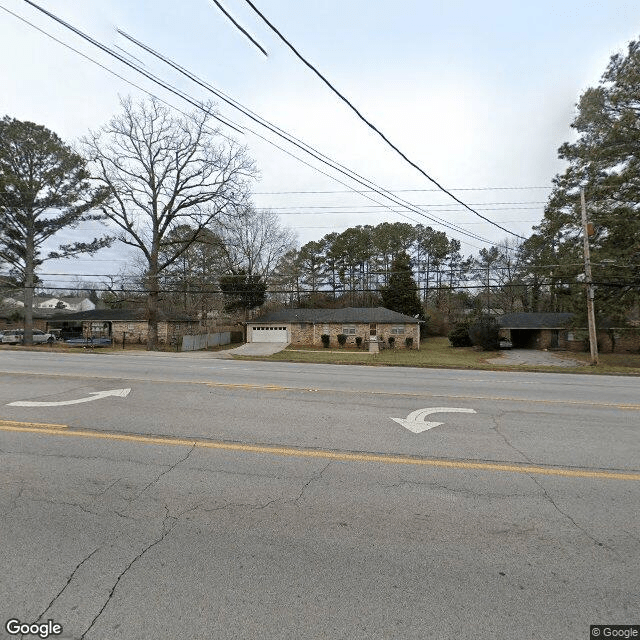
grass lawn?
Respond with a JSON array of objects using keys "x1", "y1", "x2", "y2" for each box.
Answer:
[{"x1": 238, "y1": 336, "x2": 640, "y2": 375}]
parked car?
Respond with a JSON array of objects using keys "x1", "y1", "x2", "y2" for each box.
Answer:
[
  {"x1": 1, "y1": 329, "x2": 56, "y2": 344},
  {"x1": 499, "y1": 338, "x2": 513, "y2": 350}
]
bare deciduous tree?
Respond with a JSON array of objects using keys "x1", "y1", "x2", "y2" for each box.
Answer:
[
  {"x1": 216, "y1": 205, "x2": 296, "y2": 280},
  {"x1": 83, "y1": 96, "x2": 256, "y2": 349}
]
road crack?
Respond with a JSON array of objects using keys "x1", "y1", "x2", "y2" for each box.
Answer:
[
  {"x1": 294, "y1": 461, "x2": 332, "y2": 505},
  {"x1": 35, "y1": 547, "x2": 101, "y2": 624},
  {"x1": 79, "y1": 525, "x2": 176, "y2": 639},
  {"x1": 135, "y1": 443, "x2": 196, "y2": 499},
  {"x1": 491, "y1": 414, "x2": 532, "y2": 463},
  {"x1": 529, "y1": 474, "x2": 616, "y2": 554},
  {"x1": 379, "y1": 478, "x2": 532, "y2": 499}
]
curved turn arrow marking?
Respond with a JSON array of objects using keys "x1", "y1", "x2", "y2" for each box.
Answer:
[
  {"x1": 391, "y1": 407, "x2": 477, "y2": 433},
  {"x1": 8, "y1": 388, "x2": 131, "y2": 407}
]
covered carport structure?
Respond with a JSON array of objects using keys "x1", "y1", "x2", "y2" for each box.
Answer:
[{"x1": 497, "y1": 312, "x2": 574, "y2": 349}]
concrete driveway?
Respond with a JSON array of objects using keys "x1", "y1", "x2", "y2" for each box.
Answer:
[
  {"x1": 486, "y1": 348, "x2": 586, "y2": 367},
  {"x1": 220, "y1": 341, "x2": 289, "y2": 357}
]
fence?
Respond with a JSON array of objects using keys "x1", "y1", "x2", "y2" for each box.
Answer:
[{"x1": 181, "y1": 331, "x2": 231, "y2": 352}]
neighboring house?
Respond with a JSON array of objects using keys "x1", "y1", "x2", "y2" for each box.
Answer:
[
  {"x1": 246, "y1": 307, "x2": 421, "y2": 349},
  {"x1": 2, "y1": 294, "x2": 96, "y2": 312},
  {"x1": 497, "y1": 312, "x2": 640, "y2": 353},
  {"x1": 35, "y1": 295, "x2": 96, "y2": 311},
  {"x1": 47, "y1": 308, "x2": 199, "y2": 345},
  {"x1": 0, "y1": 308, "x2": 48, "y2": 331},
  {"x1": 497, "y1": 312, "x2": 575, "y2": 350}
]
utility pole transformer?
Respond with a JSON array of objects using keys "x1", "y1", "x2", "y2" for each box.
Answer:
[{"x1": 580, "y1": 189, "x2": 598, "y2": 365}]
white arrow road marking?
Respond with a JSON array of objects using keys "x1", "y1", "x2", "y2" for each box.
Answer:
[
  {"x1": 8, "y1": 388, "x2": 131, "y2": 407},
  {"x1": 391, "y1": 407, "x2": 477, "y2": 433}
]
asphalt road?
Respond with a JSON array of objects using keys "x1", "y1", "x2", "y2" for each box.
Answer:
[{"x1": 1, "y1": 351, "x2": 638, "y2": 640}]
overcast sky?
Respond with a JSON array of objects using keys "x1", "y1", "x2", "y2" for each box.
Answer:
[{"x1": 1, "y1": 0, "x2": 640, "y2": 289}]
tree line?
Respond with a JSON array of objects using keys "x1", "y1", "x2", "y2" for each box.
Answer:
[{"x1": 1, "y1": 38, "x2": 639, "y2": 347}]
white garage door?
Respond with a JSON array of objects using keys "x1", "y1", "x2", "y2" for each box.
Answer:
[{"x1": 251, "y1": 326, "x2": 289, "y2": 342}]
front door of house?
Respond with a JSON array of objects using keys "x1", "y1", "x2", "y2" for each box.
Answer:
[{"x1": 369, "y1": 323, "x2": 377, "y2": 337}]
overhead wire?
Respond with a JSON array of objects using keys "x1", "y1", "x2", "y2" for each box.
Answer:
[
  {"x1": 6, "y1": 281, "x2": 638, "y2": 295},
  {"x1": 236, "y1": 0, "x2": 527, "y2": 239},
  {"x1": 10, "y1": 2, "x2": 531, "y2": 261},
  {"x1": 116, "y1": 29, "x2": 500, "y2": 247},
  {"x1": 8, "y1": 1, "x2": 498, "y2": 251},
  {"x1": 210, "y1": 0, "x2": 268, "y2": 56},
  {"x1": 252, "y1": 187, "x2": 553, "y2": 194},
  {"x1": 14, "y1": 1, "x2": 244, "y2": 135}
]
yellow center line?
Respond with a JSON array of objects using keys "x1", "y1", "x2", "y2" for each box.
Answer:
[
  {"x1": 1, "y1": 422, "x2": 639, "y2": 482},
  {"x1": 0, "y1": 419, "x2": 68, "y2": 429}
]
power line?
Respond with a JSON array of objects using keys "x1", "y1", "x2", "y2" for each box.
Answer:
[
  {"x1": 8, "y1": 281, "x2": 638, "y2": 295},
  {"x1": 252, "y1": 187, "x2": 554, "y2": 194},
  {"x1": 235, "y1": 0, "x2": 526, "y2": 240},
  {"x1": 9, "y1": 2, "x2": 492, "y2": 250},
  {"x1": 210, "y1": 0, "x2": 268, "y2": 56},
  {"x1": 15, "y1": 1, "x2": 244, "y2": 135},
  {"x1": 116, "y1": 29, "x2": 497, "y2": 247},
  {"x1": 11, "y1": 2, "x2": 517, "y2": 257}
]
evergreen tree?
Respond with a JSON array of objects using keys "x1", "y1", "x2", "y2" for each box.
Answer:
[
  {"x1": 380, "y1": 251, "x2": 422, "y2": 317},
  {"x1": 0, "y1": 116, "x2": 111, "y2": 344},
  {"x1": 219, "y1": 270, "x2": 266, "y2": 315},
  {"x1": 539, "y1": 39, "x2": 640, "y2": 324}
]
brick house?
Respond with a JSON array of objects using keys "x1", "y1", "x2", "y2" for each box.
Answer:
[
  {"x1": 497, "y1": 312, "x2": 640, "y2": 353},
  {"x1": 47, "y1": 308, "x2": 199, "y2": 345},
  {"x1": 246, "y1": 307, "x2": 421, "y2": 349},
  {"x1": 497, "y1": 312, "x2": 575, "y2": 349}
]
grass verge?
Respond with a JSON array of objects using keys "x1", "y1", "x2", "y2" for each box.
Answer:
[{"x1": 236, "y1": 336, "x2": 640, "y2": 375}]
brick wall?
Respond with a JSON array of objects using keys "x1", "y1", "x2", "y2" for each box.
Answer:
[
  {"x1": 103, "y1": 320, "x2": 200, "y2": 345},
  {"x1": 288, "y1": 322, "x2": 420, "y2": 349}
]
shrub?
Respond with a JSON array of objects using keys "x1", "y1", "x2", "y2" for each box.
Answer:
[
  {"x1": 468, "y1": 316, "x2": 500, "y2": 350},
  {"x1": 405, "y1": 336, "x2": 413, "y2": 348},
  {"x1": 448, "y1": 322, "x2": 472, "y2": 347},
  {"x1": 355, "y1": 336, "x2": 363, "y2": 348},
  {"x1": 321, "y1": 334, "x2": 330, "y2": 348},
  {"x1": 337, "y1": 333, "x2": 347, "y2": 347},
  {"x1": 388, "y1": 336, "x2": 395, "y2": 348}
]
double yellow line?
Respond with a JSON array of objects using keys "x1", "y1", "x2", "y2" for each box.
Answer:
[{"x1": 1, "y1": 420, "x2": 639, "y2": 482}]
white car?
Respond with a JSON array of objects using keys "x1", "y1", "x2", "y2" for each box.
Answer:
[{"x1": 1, "y1": 329, "x2": 56, "y2": 345}]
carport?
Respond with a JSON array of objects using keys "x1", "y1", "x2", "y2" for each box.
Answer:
[{"x1": 498, "y1": 312, "x2": 574, "y2": 350}]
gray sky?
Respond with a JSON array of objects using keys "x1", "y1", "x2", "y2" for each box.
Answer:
[{"x1": 1, "y1": 0, "x2": 639, "y2": 289}]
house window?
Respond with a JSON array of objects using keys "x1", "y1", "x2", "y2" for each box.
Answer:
[
  {"x1": 342, "y1": 325, "x2": 357, "y2": 335},
  {"x1": 390, "y1": 325, "x2": 405, "y2": 335},
  {"x1": 322, "y1": 324, "x2": 329, "y2": 334}
]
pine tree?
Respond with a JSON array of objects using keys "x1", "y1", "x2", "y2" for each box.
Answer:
[
  {"x1": 380, "y1": 251, "x2": 422, "y2": 317},
  {"x1": 0, "y1": 117, "x2": 111, "y2": 344},
  {"x1": 537, "y1": 39, "x2": 640, "y2": 324}
]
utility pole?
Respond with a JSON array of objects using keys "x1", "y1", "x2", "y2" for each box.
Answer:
[{"x1": 580, "y1": 189, "x2": 598, "y2": 365}]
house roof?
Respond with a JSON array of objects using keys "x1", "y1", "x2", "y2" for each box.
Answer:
[
  {"x1": 48, "y1": 308, "x2": 196, "y2": 323},
  {"x1": 498, "y1": 312, "x2": 574, "y2": 329},
  {"x1": 250, "y1": 307, "x2": 421, "y2": 324}
]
